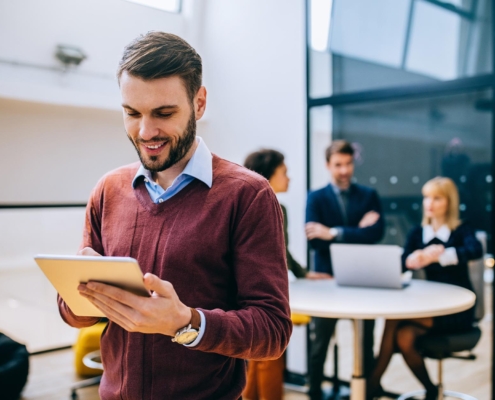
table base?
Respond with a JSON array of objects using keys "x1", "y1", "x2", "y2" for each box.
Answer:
[{"x1": 350, "y1": 377, "x2": 365, "y2": 400}]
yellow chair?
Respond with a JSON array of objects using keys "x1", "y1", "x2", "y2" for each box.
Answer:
[
  {"x1": 73, "y1": 322, "x2": 107, "y2": 376},
  {"x1": 291, "y1": 313, "x2": 311, "y2": 326}
]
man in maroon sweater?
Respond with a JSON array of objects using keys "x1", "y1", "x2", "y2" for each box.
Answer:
[{"x1": 58, "y1": 32, "x2": 292, "y2": 400}]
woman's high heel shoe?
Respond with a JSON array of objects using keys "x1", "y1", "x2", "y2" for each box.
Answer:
[
  {"x1": 424, "y1": 385, "x2": 439, "y2": 400},
  {"x1": 366, "y1": 383, "x2": 383, "y2": 400}
]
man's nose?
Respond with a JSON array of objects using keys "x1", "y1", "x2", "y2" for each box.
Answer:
[{"x1": 139, "y1": 117, "x2": 159, "y2": 141}]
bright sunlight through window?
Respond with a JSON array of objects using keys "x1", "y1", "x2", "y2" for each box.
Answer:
[
  {"x1": 310, "y1": 0, "x2": 333, "y2": 52},
  {"x1": 124, "y1": 0, "x2": 181, "y2": 13}
]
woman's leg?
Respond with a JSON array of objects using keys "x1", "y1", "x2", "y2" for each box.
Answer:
[
  {"x1": 396, "y1": 318, "x2": 435, "y2": 392},
  {"x1": 243, "y1": 360, "x2": 259, "y2": 400},
  {"x1": 367, "y1": 319, "x2": 400, "y2": 394},
  {"x1": 257, "y1": 356, "x2": 285, "y2": 400}
]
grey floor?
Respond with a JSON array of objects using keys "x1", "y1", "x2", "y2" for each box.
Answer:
[{"x1": 3, "y1": 265, "x2": 491, "y2": 400}]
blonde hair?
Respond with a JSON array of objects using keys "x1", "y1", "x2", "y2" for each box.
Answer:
[{"x1": 421, "y1": 177, "x2": 461, "y2": 230}]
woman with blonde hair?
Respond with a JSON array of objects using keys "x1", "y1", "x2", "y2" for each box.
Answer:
[{"x1": 367, "y1": 177, "x2": 482, "y2": 400}]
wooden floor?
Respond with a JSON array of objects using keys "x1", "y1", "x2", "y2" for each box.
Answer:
[
  {"x1": 23, "y1": 318, "x2": 491, "y2": 399},
  {"x1": 20, "y1": 286, "x2": 492, "y2": 399}
]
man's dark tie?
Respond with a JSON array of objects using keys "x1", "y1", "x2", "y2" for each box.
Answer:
[{"x1": 336, "y1": 189, "x2": 349, "y2": 225}]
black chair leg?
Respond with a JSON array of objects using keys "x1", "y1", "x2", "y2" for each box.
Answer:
[{"x1": 70, "y1": 375, "x2": 101, "y2": 399}]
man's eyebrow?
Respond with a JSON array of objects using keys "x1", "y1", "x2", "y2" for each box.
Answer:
[
  {"x1": 152, "y1": 105, "x2": 179, "y2": 112},
  {"x1": 121, "y1": 104, "x2": 179, "y2": 112}
]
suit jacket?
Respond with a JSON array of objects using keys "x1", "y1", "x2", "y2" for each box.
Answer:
[{"x1": 306, "y1": 183, "x2": 385, "y2": 275}]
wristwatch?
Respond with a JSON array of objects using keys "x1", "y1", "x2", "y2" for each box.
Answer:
[
  {"x1": 329, "y1": 227, "x2": 339, "y2": 239},
  {"x1": 171, "y1": 308, "x2": 201, "y2": 345}
]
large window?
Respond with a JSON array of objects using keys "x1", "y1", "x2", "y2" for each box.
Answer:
[
  {"x1": 332, "y1": 90, "x2": 492, "y2": 245},
  {"x1": 306, "y1": 0, "x2": 494, "y2": 396},
  {"x1": 124, "y1": 0, "x2": 181, "y2": 13},
  {"x1": 307, "y1": 0, "x2": 493, "y2": 247},
  {"x1": 309, "y1": 0, "x2": 492, "y2": 97}
]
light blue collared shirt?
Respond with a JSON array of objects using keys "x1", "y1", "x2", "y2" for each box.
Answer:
[
  {"x1": 132, "y1": 136, "x2": 213, "y2": 203},
  {"x1": 131, "y1": 136, "x2": 211, "y2": 347}
]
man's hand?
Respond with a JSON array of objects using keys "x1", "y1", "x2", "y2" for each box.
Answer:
[
  {"x1": 358, "y1": 211, "x2": 380, "y2": 228},
  {"x1": 78, "y1": 247, "x2": 102, "y2": 257},
  {"x1": 305, "y1": 222, "x2": 335, "y2": 240},
  {"x1": 77, "y1": 249, "x2": 191, "y2": 337},
  {"x1": 306, "y1": 272, "x2": 333, "y2": 280}
]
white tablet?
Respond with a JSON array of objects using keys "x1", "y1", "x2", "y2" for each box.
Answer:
[{"x1": 34, "y1": 254, "x2": 150, "y2": 317}]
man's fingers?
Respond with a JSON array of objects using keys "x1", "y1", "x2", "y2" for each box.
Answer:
[
  {"x1": 81, "y1": 288, "x2": 135, "y2": 316},
  {"x1": 83, "y1": 293, "x2": 134, "y2": 331},
  {"x1": 83, "y1": 281, "x2": 142, "y2": 308},
  {"x1": 80, "y1": 290, "x2": 138, "y2": 329},
  {"x1": 78, "y1": 247, "x2": 102, "y2": 257},
  {"x1": 143, "y1": 273, "x2": 175, "y2": 298}
]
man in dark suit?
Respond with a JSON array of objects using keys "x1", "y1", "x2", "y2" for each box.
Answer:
[{"x1": 305, "y1": 140, "x2": 385, "y2": 400}]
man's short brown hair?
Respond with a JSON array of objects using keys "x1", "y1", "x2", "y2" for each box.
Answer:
[
  {"x1": 325, "y1": 140, "x2": 355, "y2": 162},
  {"x1": 117, "y1": 31, "x2": 202, "y2": 103}
]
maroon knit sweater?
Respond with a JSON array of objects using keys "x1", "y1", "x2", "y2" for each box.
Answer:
[{"x1": 58, "y1": 155, "x2": 292, "y2": 400}]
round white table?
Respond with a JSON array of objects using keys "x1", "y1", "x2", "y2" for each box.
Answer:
[{"x1": 289, "y1": 279, "x2": 476, "y2": 400}]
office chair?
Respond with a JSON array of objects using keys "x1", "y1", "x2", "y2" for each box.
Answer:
[
  {"x1": 398, "y1": 232, "x2": 486, "y2": 400},
  {"x1": 70, "y1": 321, "x2": 107, "y2": 399}
]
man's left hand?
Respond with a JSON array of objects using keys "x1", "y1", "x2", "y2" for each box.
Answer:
[
  {"x1": 78, "y1": 273, "x2": 191, "y2": 337},
  {"x1": 305, "y1": 222, "x2": 334, "y2": 240}
]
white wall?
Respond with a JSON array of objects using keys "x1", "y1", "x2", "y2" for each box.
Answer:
[
  {"x1": 0, "y1": 0, "x2": 308, "y2": 261},
  {"x1": 0, "y1": 0, "x2": 309, "y2": 355},
  {"x1": 0, "y1": 0, "x2": 185, "y2": 109},
  {"x1": 0, "y1": 98, "x2": 137, "y2": 204},
  {"x1": 198, "y1": 0, "x2": 308, "y2": 264}
]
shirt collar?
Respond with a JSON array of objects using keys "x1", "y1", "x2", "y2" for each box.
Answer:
[
  {"x1": 423, "y1": 224, "x2": 451, "y2": 244},
  {"x1": 330, "y1": 182, "x2": 351, "y2": 195},
  {"x1": 132, "y1": 136, "x2": 213, "y2": 188}
]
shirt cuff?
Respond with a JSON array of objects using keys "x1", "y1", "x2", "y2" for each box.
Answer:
[
  {"x1": 439, "y1": 247, "x2": 459, "y2": 267},
  {"x1": 334, "y1": 227, "x2": 344, "y2": 242},
  {"x1": 183, "y1": 309, "x2": 206, "y2": 348}
]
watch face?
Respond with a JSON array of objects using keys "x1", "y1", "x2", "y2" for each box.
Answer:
[{"x1": 176, "y1": 330, "x2": 199, "y2": 345}]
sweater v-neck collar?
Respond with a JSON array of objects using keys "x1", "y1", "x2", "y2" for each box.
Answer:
[
  {"x1": 131, "y1": 154, "x2": 220, "y2": 215},
  {"x1": 134, "y1": 178, "x2": 203, "y2": 215}
]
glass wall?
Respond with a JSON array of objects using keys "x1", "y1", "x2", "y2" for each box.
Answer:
[
  {"x1": 307, "y1": 0, "x2": 494, "y2": 396},
  {"x1": 309, "y1": 0, "x2": 493, "y2": 98},
  {"x1": 332, "y1": 90, "x2": 493, "y2": 245},
  {"x1": 308, "y1": 0, "x2": 494, "y2": 249}
]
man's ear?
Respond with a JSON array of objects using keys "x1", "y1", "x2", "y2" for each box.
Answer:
[{"x1": 194, "y1": 86, "x2": 207, "y2": 120}]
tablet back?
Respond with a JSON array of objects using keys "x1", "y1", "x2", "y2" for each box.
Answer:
[{"x1": 34, "y1": 255, "x2": 149, "y2": 317}]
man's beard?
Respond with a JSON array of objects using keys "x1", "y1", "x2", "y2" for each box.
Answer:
[{"x1": 128, "y1": 111, "x2": 196, "y2": 172}]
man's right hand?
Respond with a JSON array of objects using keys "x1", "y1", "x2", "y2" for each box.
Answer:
[
  {"x1": 78, "y1": 247, "x2": 102, "y2": 257},
  {"x1": 358, "y1": 211, "x2": 380, "y2": 228}
]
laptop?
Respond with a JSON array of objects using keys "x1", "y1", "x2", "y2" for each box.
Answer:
[{"x1": 330, "y1": 244, "x2": 411, "y2": 289}]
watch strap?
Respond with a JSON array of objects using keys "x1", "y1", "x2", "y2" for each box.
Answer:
[{"x1": 190, "y1": 308, "x2": 201, "y2": 331}]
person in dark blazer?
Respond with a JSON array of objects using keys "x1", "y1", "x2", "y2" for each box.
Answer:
[
  {"x1": 367, "y1": 177, "x2": 482, "y2": 400},
  {"x1": 305, "y1": 140, "x2": 385, "y2": 400},
  {"x1": 243, "y1": 149, "x2": 331, "y2": 400}
]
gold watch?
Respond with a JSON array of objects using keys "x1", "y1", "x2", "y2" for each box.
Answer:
[{"x1": 171, "y1": 308, "x2": 201, "y2": 345}]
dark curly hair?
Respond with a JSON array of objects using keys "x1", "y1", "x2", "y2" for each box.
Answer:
[{"x1": 244, "y1": 149, "x2": 285, "y2": 181}]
